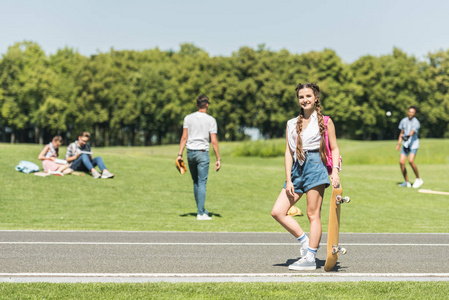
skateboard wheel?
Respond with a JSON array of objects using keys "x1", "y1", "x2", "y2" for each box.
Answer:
[
  {"x1": 332, "y1": 246, "x2": 339, "y2": 254},
  {"x1": 336, "y1": 195, "x2": 342, "y2": 205},
  {"x1": 340, "y1": 248, "x2": 347, "y2": 255}
]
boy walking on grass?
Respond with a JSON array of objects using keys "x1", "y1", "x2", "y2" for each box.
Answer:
[{"x1": 177, "y1": 95, "x2": 221, "y2": 220}]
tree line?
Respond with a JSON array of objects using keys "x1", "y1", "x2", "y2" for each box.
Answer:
[{"x1": 1, "y1": 41, "x2": 448, "y2": 146}]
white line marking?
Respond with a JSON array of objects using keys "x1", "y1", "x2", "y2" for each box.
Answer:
[
  {"x1": 0, "y1": 242, "x2": 448, "y2": 246},
  {"x1": 1, "y1": 273, "x2": 449, "y2": 278},
  {"x1": 418, "y1": 189, "x2": 449, "y2": 195},
  {"x1": 1, "y1": 230, "x2": 448, "y2": 235}
]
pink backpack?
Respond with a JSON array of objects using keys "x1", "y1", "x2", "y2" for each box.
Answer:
[{"x1": 323, "y1": 116, "x2": 342, "y2": 175}]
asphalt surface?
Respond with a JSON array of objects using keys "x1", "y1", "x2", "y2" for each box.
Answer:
[{"x1": 1, "y1": 231, "x2": 448, "y2": 282}]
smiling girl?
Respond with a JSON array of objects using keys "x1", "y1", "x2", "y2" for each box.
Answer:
[{"x1": 271, "y1": 83, "x2": 340, "y2": 271}]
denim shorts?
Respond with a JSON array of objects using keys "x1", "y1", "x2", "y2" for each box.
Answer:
[
  {"x1": 283, "y1": 151, "x2": 330, "y2": 194},
  {"x1": 400, "y1": 146, "x2": 418, "y2": 156}
]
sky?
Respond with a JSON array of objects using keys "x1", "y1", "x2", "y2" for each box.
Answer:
[{"x1": 1, "y1": 0, "x2": 449, "y2": 63}]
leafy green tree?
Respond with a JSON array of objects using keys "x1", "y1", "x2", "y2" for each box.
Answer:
[
  {"x1": 350, "y1": 49, "x2": 425, "y2": 139},
  {"x1": 47, "y1": 48, "x2": 87, "y2": 141},
  {"x1": 1, "y1": 41, "x2": 449, "y2": 144},
  {"x1": 136, "y1": 55, "x2": 178, "y2": 145},
  {"x1": 421, "y1": 50, "x2": 449, "y2": 137},
  {"x1": 0, "y1": 41, "x2": 54, "y2": 143},
  {"x1": 71, "y1": 50, "x2": 141, "y2": 146},
  {"x1": 34, "y1": 96, "x2": 68, "y2": 135}
]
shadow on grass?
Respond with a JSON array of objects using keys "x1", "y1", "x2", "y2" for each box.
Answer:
[{"x1": 179, "y1": 212, "x2": 222, "y2": 218}]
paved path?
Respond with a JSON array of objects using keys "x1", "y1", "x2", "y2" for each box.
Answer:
[{"x1": 1, "y1": 231, "x2": 448, "y2": 282}]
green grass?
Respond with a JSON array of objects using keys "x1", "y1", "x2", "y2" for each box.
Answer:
[
  {"x1": 1, "y1": 140, "x2": 449, "y2": 297},
  {"x1": 1, "y1": 282, "x2": 449, "y2": 299},
  {"x1": 1, "y1": 139, "x2": 448, "y2": 232},
  {"x1": 230, "y1": 138, "x2": 449, "y2": 164}
]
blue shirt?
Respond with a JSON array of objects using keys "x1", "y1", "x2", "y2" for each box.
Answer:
[{"x1": 398, "y1": 117, "x2": 420, "y2": 149}]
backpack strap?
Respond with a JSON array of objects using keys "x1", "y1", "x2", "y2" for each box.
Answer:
[
  {"x1": 323, "y1": 115, "x2": 329, "y2": 128},
  {"x1": 323, "y1": 116, "x2": 330, "y2": 147},
  {"x1": 322, "y1": 115, "x2": 332, "y2": 174}
]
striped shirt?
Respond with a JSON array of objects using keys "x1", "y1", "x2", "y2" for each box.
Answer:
[
  {"x1": 65, "y1": 141, "x2": 93, "y2": 166},
  {"x1": 44, "y1": 142, "x2": 58, "y2": 158}
]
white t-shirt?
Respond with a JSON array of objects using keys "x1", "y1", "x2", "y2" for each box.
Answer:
[
  {"x1": 183, "y1": 111, "x2": 218, "y2": 151},
  {"x1": 286, "y1": 111, "x2": 321, "y2": 161}
]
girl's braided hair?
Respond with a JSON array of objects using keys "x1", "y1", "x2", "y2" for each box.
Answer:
[{"x1": 294, "y1": 83, "x2": 328, "y2": 164}]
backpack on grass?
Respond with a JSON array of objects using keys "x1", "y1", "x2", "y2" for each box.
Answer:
[{"x1": 15, "y1": 161, "x2": 40, "y2": 174}]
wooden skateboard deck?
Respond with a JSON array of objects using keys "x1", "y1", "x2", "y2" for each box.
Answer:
[{"x1": 324, "y1": 183, "x2": 349, "y2": 272}]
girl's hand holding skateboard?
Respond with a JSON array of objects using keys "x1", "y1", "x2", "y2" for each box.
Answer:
[{"x1": 330, "y1": 169, "x2": 340, "y2": 188}]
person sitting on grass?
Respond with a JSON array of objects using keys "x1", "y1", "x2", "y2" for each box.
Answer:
[
  {"x1": 38, "y1": 135, "x2": 72, "y2": 176},
  {"x1": 65, "y1": 131, "x2": 114, "y2": 179}
]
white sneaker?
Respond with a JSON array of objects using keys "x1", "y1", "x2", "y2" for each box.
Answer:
[
  {"x1": 398, "y1": 181, "x2": 411, "y2": 188},
  {"x1": 288, "y1": 257, "x2": 316, "y2": 271},
  {"x1": 101, "y1": 170, "x2": 114, "y2": 179},
  {"x1": 50, "y1": 171, "x2": 63, "y2": 177},
  {"x1": 197, "y1": 214, "x2": 212, "y2": 220},
  {"x1": 92, "y1": 170, "x2": 101, "y2": 179},
  {"x1": 413, "y1": 178, "x2": 423, "y2": 189},
  {"x1": 300, "y1": 247, "x2": 307, "y2": 258}
]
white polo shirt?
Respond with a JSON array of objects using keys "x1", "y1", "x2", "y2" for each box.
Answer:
[{"x1": 183, "y1": 111, "x2": 217, "y2": 151}]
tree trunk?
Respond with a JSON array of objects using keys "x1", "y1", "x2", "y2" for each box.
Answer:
[
  {"x1": 10, "y1": 132, "x2": 15, "y2": 144},
  {"x1": 39, "y1": 128, "x2": 43, "y2": 145},
  {"x1": 34, "y1": 126, "x2": 39, "y2": 144},
  {"x1": 157, "y1": 131, "x2": 162, "y2": 145},
  {"x1": 144, "y1": 130, "x2": 152, "y2": 146},
  {"x1": 95, "y1": 125, "x2": 100, "y2": 147},
  {"x1": 130, "y1": 126, "x2": 135, "y2": 146},
  {"x1": 105, "y1": 126, "x2": 110, "y2": 147},
  {"x1": 123, "y1": 130, "x2": 128, "y2": 146}
]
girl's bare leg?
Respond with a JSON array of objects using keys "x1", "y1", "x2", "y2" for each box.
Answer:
[
  {"x1": 271, "y1": 188, "x2": 304, "y2": 238},
  {"x1": 305, "y1": 185, "x2": 325, "y2": 248},
  {"x1": 62, "y1": 167, "x2": 73, "y2": 174},
  {"x1": 58, "y1": 164, "x2": 72, "y2": 174}
]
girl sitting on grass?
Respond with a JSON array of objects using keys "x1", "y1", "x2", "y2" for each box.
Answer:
[
  {"x1": 271, "y1": 83, "x2": 340, "y2": 271},
  {"x1": 38, "y1": 135, "x2": 72, "y2": 176}
]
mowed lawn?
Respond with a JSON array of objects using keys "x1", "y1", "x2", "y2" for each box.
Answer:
[
  {"x1": 1, "y1": 282, "x2": 449, "y2": 299},
  {"x1": 1, "y1": 139, "x2": 448, "y2": 233}
]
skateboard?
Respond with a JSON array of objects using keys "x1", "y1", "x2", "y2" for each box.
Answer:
[{"x1": 324, "y1": 183, "x2": 350, "y2": 272}]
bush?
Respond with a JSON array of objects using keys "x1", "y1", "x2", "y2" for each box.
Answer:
[{"x1": 232, "y1": 139, "x2": 285, "y2": 157}]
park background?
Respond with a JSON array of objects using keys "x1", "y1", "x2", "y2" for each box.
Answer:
[
  {"x1": 0, "y1": 41, "x2": 449, "y2": 146},
  {"x1": 1, "y1": 0, "x2": 449, "y2": 146},
  {"x1": 1, "y1": 1, "x2": 449, "y2": 298}
]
